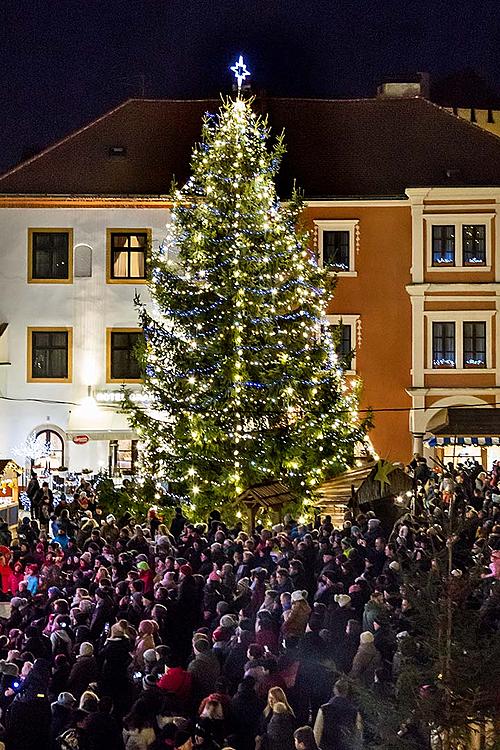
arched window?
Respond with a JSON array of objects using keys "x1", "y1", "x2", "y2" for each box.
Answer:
[{"x1": 33, "y1": 429, "x2": 64, "y2": 472}]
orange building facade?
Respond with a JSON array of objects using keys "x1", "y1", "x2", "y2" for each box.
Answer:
[{"x1": 304, "y1": 187, "x2": 500, "y2": 466}]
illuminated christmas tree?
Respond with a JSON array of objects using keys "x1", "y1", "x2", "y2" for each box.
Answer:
[{"x1": 127, "y1": 85, "x2": 366, "y2": 516}]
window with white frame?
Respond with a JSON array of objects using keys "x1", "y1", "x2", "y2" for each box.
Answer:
[
  {"x1": 426, "y1": 214, "x2": 492, "y2": 270},
  {"x1": 426, "y1": 311, "x2": 494, "y2": 371},
  {"x1": 314, "y1": 220, "x2": 358, "y2": 275},
  {"x1": 325, "y1": 314, "x2": 360, "y2": 372}
]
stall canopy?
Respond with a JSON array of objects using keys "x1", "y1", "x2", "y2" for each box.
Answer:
[
  {"x1": 66, "y1": 406, "x2": 137, "y2": 441},
  {"x1": 237, "y1": 481, "x2": 294, "y2": 531},
  {"x1": 426, "y1": 407, "x2": 500, "y2": 446}
]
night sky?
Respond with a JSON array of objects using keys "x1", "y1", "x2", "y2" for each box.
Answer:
[{"x1": 0, "y1": 0, "x2": 499, "y2": 172}]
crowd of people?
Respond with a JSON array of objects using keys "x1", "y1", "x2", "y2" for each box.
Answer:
[{"x1": 0, "y1": 456, "x2": 496, "y2": 750}]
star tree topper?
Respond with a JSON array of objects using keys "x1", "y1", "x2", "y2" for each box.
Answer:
[{"x1": 230, "y1": 55, "x2": 251, "y2": 92}]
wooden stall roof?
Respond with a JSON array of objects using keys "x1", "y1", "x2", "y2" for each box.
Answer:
[
  {"x1": 238, "y1": 481, "x2": 294, "y2": 509},
  {"x1": 0, "y1": 460, "x2": 23, "y2": 478},
  {"x1": 316, "y1": 464, "x2": 375, "y2": 507}
]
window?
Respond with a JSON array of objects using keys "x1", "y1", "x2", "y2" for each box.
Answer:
[
  {"x1": 426, "y1": 215, "x2": 492, "y2": 271},
  {"x1": 28, "y1": 229, "x2": 73, "y2": 282},
  {"x1": 27, "y1": 328, "x2": 72, "y2": 382},
  {"x1": 432, "y1": 322, "x2": 456, "y2": 368},
  {"x1": 426, "y1": 312, "x2": 493, "y2": 372},
  {"x1": 109, "y1": 439, "x2": 138, "y2": 476},
  {"x1": 463, "y1": 321, "x2": 486, "y2": 368},
  {"x1": 107, "y1": 328, "x2": 142, "y2": 382},
  {"x1": 314, "y1": 220, "x2": 358, "y2": 276},
  {"x1": 323, "y1": 231, "x2": 350, "y2": 271},
  {"x1": 432, "y1": 225, "x2": 455, "y2": 266},
  {"x1": 107, "y1": 229, "x2": 150, "y2": 282},
  {"x1": 462, "y1": 225, "x2": 486, "y2": 266},
  {"x1": 33, "y1": 429, "x2": 64, "y2": 472},
  {"x1": 325, "y1": 314, "x2": 360, "y2": 372}
]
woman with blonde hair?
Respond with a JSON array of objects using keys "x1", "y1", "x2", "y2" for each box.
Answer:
[
  {"x1": 257, "y1": 687, "x2": 295, "y2": 749},
  {"x1": 265, "y1": 702, "x2": 296, "y2": 750}
]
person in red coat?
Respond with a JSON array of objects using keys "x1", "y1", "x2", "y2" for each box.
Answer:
[
  {"x1": 0, "y1": 553, "x2": 12, "y2": 598},
  {"x1": 157, "y1": 664, "x2": 193, "y2": 713},
  {"x1": 137, "y1": 561, "x2": 154, "y2": 595}
]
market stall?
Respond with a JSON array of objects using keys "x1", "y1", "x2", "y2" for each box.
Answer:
[{"x1": 0, "y1": 460, "x2": 21, "y2": 532}]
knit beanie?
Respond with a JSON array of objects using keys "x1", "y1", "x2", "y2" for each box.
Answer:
[
  {"x1": 79, "y1": 642, "x2": 94, "y2": 657},
  {"x1": 360, "y1": 631, "x2": 374, "y2": 644}
]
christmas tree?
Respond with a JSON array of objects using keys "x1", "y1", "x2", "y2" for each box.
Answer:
[{"x1": 126, "y1": 91, "x2": 366, "y2": 516}]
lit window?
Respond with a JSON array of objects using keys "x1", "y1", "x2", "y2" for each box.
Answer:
[
  {"x1": 463, "y1": 321, "x2": 486, "y2": 368},
  {"x1": 432, "y1": 322, "x2": 455, "y2": 368},
  {"x1": 462, "y1": 225, "x2": 486, "y2": 266},
  {"x1": 315, "y1": 220, "x2": 358, "y2": 276},
  {"x1": 323, "y1": 230, "x2": 350, "y2": 271},
  {"x1": 432, "y1": 225, "x2": 455, "y2": 266},
  {"x1": 108, "y1": 230, "x2": 149, "y2": 281}
]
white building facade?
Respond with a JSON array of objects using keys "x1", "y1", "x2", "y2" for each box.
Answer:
[{"x1": 0, "y1": 196, "x2": 170, "y2": 473}]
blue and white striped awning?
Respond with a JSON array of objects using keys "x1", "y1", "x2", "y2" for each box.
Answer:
[{"x1": 427, "y1": 436, "x2": 500, "y2": 447}]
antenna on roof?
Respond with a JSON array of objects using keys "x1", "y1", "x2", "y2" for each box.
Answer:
[{"x1": 115, "y1": 73, "x2": 148, "y2": 97}]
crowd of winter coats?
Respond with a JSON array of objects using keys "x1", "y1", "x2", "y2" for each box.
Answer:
[{"x1": 0, "y1": 457, "x2": 496, "y2": 750}]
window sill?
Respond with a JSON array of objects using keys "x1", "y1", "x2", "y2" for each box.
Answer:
[
  {"x1": 106, "y1": 378, "x2": 143, "y2": 384},
  {"x1": 424, "y1": 368, "x2": 495, "y2": 374},
  {"x1": 27, "y1": 376, "x2": 72, "y2": 383},
  {"x1": 27, "y1": 277, "x2": 73, "y2": 284},
  {"x1": 326, "y1": 271, "x2": 358, "y2": 278},
  {"x1": 426, "y1": 266, "x2": 491, "y2": 273},
  {"x1": 106, "y1": 278, "x2": 147, "y2": 285}
]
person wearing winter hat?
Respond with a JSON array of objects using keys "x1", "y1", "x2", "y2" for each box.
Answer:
[
  {"x1": 283, "y1": 589, "x2": 311, "y2": 638},
  {"x1": 335, "y1": 594, "x2": 352, "y2": 608},
  {"x1": 50, "y1": 691, "x2": 76, "y2": 740},
  {"x1": 350, "y1": 631, "x2": 382, "y2": 687},
  {"x1": 179, "y1": 564, "x2": 193, "y2": 579},
  {"x1": 188, "y1": 634, "x2": 221, "y2": 708},
  {"x1": 68, "y1": 641, "x2": 99, "y2": 701}
]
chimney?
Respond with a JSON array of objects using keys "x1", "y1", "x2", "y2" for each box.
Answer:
[{"x1": 377, "y1": 72, "x2": 430, "y2": 99}]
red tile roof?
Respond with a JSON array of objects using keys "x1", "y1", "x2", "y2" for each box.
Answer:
[{"x1": 1, "y1": 96, "x2": 499, "y2": 198}]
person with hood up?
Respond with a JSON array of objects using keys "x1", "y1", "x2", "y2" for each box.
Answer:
[{"x1": 133, "y1": 620, "x2": 157, "y2": 671}]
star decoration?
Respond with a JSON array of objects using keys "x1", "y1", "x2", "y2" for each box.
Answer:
[
  {"x1": 230, "y1": 55, "x2": 251, "y2": 91},
  {"x1": 374, "y1": 459, "x2": 396, "y2": 494}
]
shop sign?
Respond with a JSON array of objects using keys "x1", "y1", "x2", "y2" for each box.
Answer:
[{"x1": 72, "y1": 435, "x2": 90, "y2": 445}]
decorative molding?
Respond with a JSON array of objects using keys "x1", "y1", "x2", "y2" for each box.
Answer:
[
  {"x1": 314, "y1": 219, "x2": 359, "y2": 276},
  {"x1": 424, "y1": 213, "x2": 493, "y2": 272}
]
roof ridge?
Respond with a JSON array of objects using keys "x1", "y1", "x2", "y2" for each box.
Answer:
[
  {"x1": 418, "y1": 97, "x2": 500, "y2": 146},
  {"x1": 0, "y1": 99, "x2": 135, "y2": 183}
]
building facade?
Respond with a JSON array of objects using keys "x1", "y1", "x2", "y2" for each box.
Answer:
[
  {"x1": 2, "y1": 95, "x2": 500, "y2": 472},
  {"x1": 0, "y1": 196, "x2": 171, "y2": 473}
]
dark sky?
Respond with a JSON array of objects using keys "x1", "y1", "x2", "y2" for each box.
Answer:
[{"x1": 0, "y1": 0, "x2": 499, "y2": 172}]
